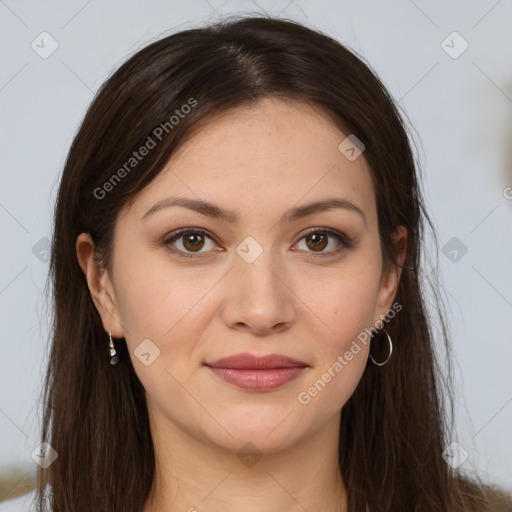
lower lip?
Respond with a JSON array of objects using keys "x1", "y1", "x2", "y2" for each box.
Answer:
[{"x1": 206, "y1": 366, "x2": 307, "y2": 391}]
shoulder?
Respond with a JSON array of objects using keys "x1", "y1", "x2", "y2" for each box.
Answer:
[{"x1": 0, "y1": 490, "x2": 39, "y2": 512}]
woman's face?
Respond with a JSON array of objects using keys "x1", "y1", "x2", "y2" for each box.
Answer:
[{"x1": 82, "y1": 97, "x2": 405, "y2": 454}]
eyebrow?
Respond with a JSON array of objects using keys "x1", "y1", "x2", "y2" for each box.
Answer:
[{"x1": 142, "y1": 196, "x2": 367, "y2": 226}]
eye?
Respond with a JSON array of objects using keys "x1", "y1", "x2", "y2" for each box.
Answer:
[
  {"x1": 163, "y1": 228, "x2": 219, "y2": 259},
  {"x1": 294, "y1": 228, "x2": 351, "y2": 256},
  {"x1": 163, "y1": 227, "x2": 352, "y2": 259}
]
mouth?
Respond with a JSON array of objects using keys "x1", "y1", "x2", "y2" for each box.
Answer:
[{"x1": 204, "y1": 352, "x2": 309, "y2": 391}]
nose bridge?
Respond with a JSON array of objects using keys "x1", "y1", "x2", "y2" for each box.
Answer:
[
  {"x1": 235, "y1": 235, "x2": 285, "y2": 296},
  {"x1": 221, "y1": 236, "x2": 295, "y2": 332}
]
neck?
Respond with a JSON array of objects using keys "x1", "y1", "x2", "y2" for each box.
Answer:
[{"x1": 143, "y1": 411, "x2": 347, "y2": 512}]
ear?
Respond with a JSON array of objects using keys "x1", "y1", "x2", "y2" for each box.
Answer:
[
  {"x1": 75, "y1": 233, "x2": 124, "y2": 339},
  {"x1": 373, "y1": 225, "x2": 407, "y2": 324}
]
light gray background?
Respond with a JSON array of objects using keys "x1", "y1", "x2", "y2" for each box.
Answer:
[{"x1": 1, "y1": 0, "x2": 511, "y2": 497}]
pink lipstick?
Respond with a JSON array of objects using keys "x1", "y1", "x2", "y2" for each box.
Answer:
[{"x1": 204, "y1": 353, "x2": 308, "y2": 391}]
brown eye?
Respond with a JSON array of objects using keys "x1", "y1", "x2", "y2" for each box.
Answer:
[
  {"x1": 304, "y1": 232, "x2": 329, "y2": 252},
  {"x1": 295, "y1": 228, "x2": 350, "y2": 256},
  {"x1": 181, "y1": 232, "x2": 205, "y2": 252},
  {"x1": 163, "y1": 228, "x2": 218, "y2": 258},
  {"x1": 163, "y1": 227, "x2": 351, "y2": 260}
]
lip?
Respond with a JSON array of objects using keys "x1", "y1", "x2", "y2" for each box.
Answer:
[
  {"x1": 205, "y1": 352, "x2": 308, "y2": 369},
  {"x1": 204, "y1": 353, "x2": 309, "y2": 391}
]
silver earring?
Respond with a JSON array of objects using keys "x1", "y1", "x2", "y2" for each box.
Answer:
[
  {"x1": 370, "y1": 328, "x2": 393, "y2": 366},
  {"x1": 108, "y1": 330, "x2": 120, "y2": 365}
]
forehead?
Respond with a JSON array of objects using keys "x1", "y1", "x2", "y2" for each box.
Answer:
[
  {"x1": 123, "y1": 97, "x2": 377, "y2": 226},
  {"x1": 170, "y1": 97, "x2": 356, "y2": 168}
]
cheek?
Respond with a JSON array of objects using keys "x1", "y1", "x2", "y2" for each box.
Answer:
[
  {"x1": 297, "y1": 302, "x2": 370, "y2": 415},
  {"x1": 295, "y1": 261, "x2": 379, "y2": 407},
  {"x1": 112, "y1": 246, "x2": 209, "y2": 339},
  {"x1": 112, "y1": 250, "x2": 229, "y2": 393},
  {"x1": 306, "y1": 261, "x2": 381, "y2": 344}
]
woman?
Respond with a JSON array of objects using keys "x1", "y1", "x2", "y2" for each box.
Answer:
[{"x1": 4, "y1": 14, "x2": 510, "y2": 512}]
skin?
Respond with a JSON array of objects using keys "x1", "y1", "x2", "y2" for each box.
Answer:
[{"x1": 77, "y1": 97, "x2": 407, "y2": 512}]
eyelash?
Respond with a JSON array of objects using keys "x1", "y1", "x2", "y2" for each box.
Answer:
[{"x1": 162, "y1": 227, "x2": 352, "y2": 259}]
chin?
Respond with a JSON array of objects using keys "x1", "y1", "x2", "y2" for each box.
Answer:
[{"x1": 204, "y1": 415, "x2": 306, "y2": 454}]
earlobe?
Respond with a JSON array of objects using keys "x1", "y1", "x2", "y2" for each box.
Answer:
[{"x1": 75, "y1": 233, "x2": 124, "y2": 338}]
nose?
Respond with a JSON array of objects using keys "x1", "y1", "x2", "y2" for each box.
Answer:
[{"x1": 220, "y1": 252, "x2": 296, "y2": 336}]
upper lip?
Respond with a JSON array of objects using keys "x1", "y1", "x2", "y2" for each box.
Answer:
[{"x1": 205, "y1": 353, "x2": 308, "y2": 369}]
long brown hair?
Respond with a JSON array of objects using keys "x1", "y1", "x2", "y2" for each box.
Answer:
[{"x1": 36, "y1": 14, "x2": 509, "y2": 512}]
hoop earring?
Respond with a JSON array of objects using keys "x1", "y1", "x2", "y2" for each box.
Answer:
[
  {"x1": 370, "y1": 328, "x2": 393, "y2": 366},
  {"x1": 108, "y1": 330, "x2": 120, "y2": 365}
]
